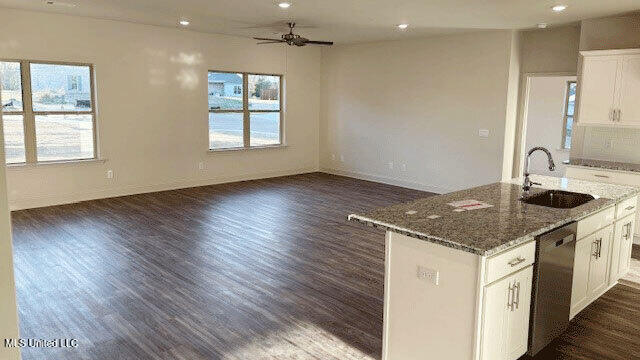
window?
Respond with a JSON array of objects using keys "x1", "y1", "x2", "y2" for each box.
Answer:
[
  {"x1": 208, "y1": 71, "x2": 282, "y2": 150},
  {"x1": 0, "y1": 60, "x2": 97, "y2": 164},
  {"x1": 562, "y1": 81, "x2": 576, "y2": 150}
]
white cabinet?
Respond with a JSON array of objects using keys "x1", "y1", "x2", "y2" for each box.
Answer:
[
  {"x1": 619, "y1": 56, "x2": 640, "y2": 126},
  {"x1": 571, "y1": 234, "x2": 592, "y2": 316},
  {"x1": 587, "y1": 225, "x2": 613, "y2": 298},
  {"x1": 571, "y1": 224, "x2": 613, "y2": 318},
  {"x1": 577, "y1": 49, "x2": 640, "y2": 126},
  {"x1": 480, "y1": 265, "x2": 533, "y2": 360},
  {"x1": 612, "y1": 214, "x2": 636, "y2": 283}
]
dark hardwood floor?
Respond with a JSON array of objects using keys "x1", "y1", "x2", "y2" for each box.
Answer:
[{"x1": 11, "y1": 173, "x2": 640, "y2": 359}]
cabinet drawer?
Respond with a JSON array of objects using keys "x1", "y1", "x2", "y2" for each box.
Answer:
[
  {"x1": 616, "y1": 196, "x2": 638, "y2": 219},
  {"x1": 565, "y1": 166, "x2": 640, "y2": 187},
  {"x1": 485, "y1": 241, "x2": 536, "y2": 285},
  {"x1": 577, "y1": 207, "x2": 615, "y2": 240}
]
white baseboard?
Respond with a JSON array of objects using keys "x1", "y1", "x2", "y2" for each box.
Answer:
[
  {"x1": 10, "y1": 167, "x2": 318, "y2": 211},
  {"x1": 320, "y1": 167, "x2": 452, "y2": 194}
]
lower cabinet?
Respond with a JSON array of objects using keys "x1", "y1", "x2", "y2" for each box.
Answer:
[
  {"x1": 570, "y1": 224, "x2": 613, "y2": 318},
  {"x1": 611, "y1": 214, "x2": 636, "y2": 283},
  {"x1": 480, "y1": 265, "x2": 533, "y2": 360}
]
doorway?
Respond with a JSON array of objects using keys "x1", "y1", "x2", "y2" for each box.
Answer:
[{"x1": 513, "y1": 74, "x2": 577, "y2": 178}]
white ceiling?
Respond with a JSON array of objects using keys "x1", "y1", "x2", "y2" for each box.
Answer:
[{"x1": 1, "y1": 0, "x2": 639, "y2": 44}]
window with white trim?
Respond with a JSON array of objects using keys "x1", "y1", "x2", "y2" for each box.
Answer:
[
  {"x1": 0, "y1": 60, "x2": 97, "y2": 164},
  {"x1": 561, "y1": 81, "x2": 576, "y2": 150},
  {"x1": 208, "y1": 71, "x2": 282, "y2": 150}
]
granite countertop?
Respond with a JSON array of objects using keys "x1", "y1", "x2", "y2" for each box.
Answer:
[
  {"x1": 565, "y1": 158, "x2": 640, "y2": 173},
  {"x1": 349, "y1": 175, "x2": 639, "y2": 257}
]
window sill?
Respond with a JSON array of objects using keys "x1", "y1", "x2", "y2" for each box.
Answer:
[
  {"x1": 208, "y1": 144, "x2": 288, "y2": 153},
  {"x1": 6, "y1": 158, "x2": 107, "y2": 169}
]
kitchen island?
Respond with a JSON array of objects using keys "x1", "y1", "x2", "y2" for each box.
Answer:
[{"x1": 349, "y1": 175, "x2": 639, "y2": 360}]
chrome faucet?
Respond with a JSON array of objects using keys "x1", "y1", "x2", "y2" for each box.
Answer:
[{"x1": 523, "y1": 147, "x2": 556, "y2": 193}]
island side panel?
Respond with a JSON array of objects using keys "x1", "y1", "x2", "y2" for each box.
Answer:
[{"x1": 383, "y1": 231, "x2": 481, "y2": 360}]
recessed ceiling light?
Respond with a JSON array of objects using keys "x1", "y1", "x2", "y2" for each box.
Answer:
[
  {"x1": 537, "y1": 23, "x2": 548, "y2": 29},
  {"x1": 397, "y1": 24, "x2": 409, "y2": 30},
  {"x1": 278, "y1": 2, "x2": 291, "y2": 8},
  {"x1": 179, "y1": 19, "x2": 190, "y2": 26},
  {"x1": 551, "y1": 4, "x2": 567, "y2": 12}
]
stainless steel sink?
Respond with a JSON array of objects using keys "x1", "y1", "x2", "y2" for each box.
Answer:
[{"x1": 521, "y1": 190, "x2": 595, "y2": 209}]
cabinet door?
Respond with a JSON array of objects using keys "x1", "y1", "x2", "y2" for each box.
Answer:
[
  {"x1": 610, "y1": 219, "x2": 625, "y2": 285},
  {"x1": 619, "y1": 216, "x2": 636, "y2": 276},
  {"x1": 506, "y1": 266, "x2": 533, "y2": 360},
  {"x1": 480, "y1": 274, "x2": 511, "y2": 360},
  {"x1": 571, "y1": 235, "x2": 593, "y2": 318},
  {"x1": 618, "y1": 56, "x2": 640, "y2": 126},
  {"x1": 588, "y1": 225, "x2": 613, "y2": 298},
  {"x1": 578, "y1": 57, "x2": 620, "y2": 125}
]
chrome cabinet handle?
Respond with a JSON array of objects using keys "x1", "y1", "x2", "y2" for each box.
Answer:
[
  {"x1": 514, "y1": 282, "x2": 521, "y2": 310},
  {"x1": 625, "y1": 205, "x2": 635, "y2": 211},
  {"x1": 592, "y1": 239, "x2": 602, "y2": 258},
  {"x1": 594, "y1": 174, "x2": 610, "y2": 178},
  {"x1": 624, "y1": 223, "x2": 632, "y2": 240},
  {"x1": 507, "y1": 283, "x2": 514, "y2": 311},
  {"x1": 508, "y1": 256, "x2": 526, "y2": 267},
  {"x1": 619, "y1": 109, "x2": 622, "y2": 122},
  {"x1": 597, "y1": 238, "x2": 602, "y2": 258}
]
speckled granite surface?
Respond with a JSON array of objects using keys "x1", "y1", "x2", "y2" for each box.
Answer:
[
  {"x1": 349, "y1": 177, "x2": 639, "y2": 257},
  {"x1": 566, "y1": 158, "x2": 640, "y2": 173}
]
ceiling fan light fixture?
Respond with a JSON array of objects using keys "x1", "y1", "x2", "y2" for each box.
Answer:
[
  {"x1": 537, "y1": 23, "x2": 548, "y2": 29},
  {"x1": 278, "y1": 2, "x2": 292, "y2": 8},
  {"x1": 397, "y1": 24, "x2": 409, "y2": 30},
  {"x1": 179, "y1": 19, "x2": 190, "y2": 26}
]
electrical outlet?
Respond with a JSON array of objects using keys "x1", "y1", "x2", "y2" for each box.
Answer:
[
  {"x1": 331, "y1": 154, "x2": 336, "y2": 161},
  {"x1": 106, "y1": 170, "x2": 113, "y2": 179},
  {"x1": 417, "y1": 266, "x2": 439, "y2": 285},
  {"x1": 198, "y1": 162, "x2": 204, "y2": 170},
  {"x1": 340, "y1": 155, "x2": 345, "y2": 163},
  {"x1": 401, "y1": 163, "x2": 407, "y2": 172},
  {"x1": 388, "y1": 162, "x2": 394, "y2": 170}
]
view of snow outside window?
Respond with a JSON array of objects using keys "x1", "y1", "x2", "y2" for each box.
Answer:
[
  {"x1": 0, "y1": 61, "x2": 26, "y2": 163},
  {"x1": 0, "y1": 61, "x2": 95, "y2": 163},
  {"x1": 208, "y1": 72, "x2": 280, "y2": 149}
]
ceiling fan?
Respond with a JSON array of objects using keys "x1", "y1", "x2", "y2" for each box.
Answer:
[{"x1": 254, "y1": 22, "x2": 333, "y2": 47}]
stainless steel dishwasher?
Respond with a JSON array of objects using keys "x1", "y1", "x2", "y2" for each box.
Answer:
[{"x1": 527, "y1": 222, "x2": 577, "y2": 356}]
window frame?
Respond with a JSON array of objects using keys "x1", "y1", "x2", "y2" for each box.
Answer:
[
  {"x1": 0, "y1": 59, "x2": 98, "y2": 164},
  {"x1": 561, "y1": 80, "x2": 576, "y2": 150},
  {"x1": 208, "y1": 70, "x2": 284, "y2": 151}
]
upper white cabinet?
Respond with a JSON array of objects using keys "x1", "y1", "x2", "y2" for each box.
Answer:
[{"x1": 577, "y1": 49, "x2": 640, "y2": 126}]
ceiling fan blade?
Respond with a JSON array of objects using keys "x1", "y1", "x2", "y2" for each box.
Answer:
[
  {"x1": 305, "y1": 40, "x2": 334, "y2": 46},
  {"x1": 257, "y1": 41, "x2": 286, "y2": 45},
  {"x1": 253, "y1": 37, "x2": 284, "y2": 42}
]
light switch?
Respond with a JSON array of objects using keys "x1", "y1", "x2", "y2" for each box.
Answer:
[{"x1": 478, "y1": 129, "x2": 490, "y2": 138}]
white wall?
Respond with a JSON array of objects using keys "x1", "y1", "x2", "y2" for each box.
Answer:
[
  {"x1": 320, "y1": 31, "x2": 520, "y2": 193},
  {"x1": 524, "y1": 76, "x2": 575, "y2": 177},
  {"x1": 0, "y1": 9, "x2": 321, "y2": 210},
  {"x1": 520, "y1": 25, "x2": 581, "y2": 74},
  {"x1": 580, "y1": 12, "x2": 640, "y2": 51}
]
